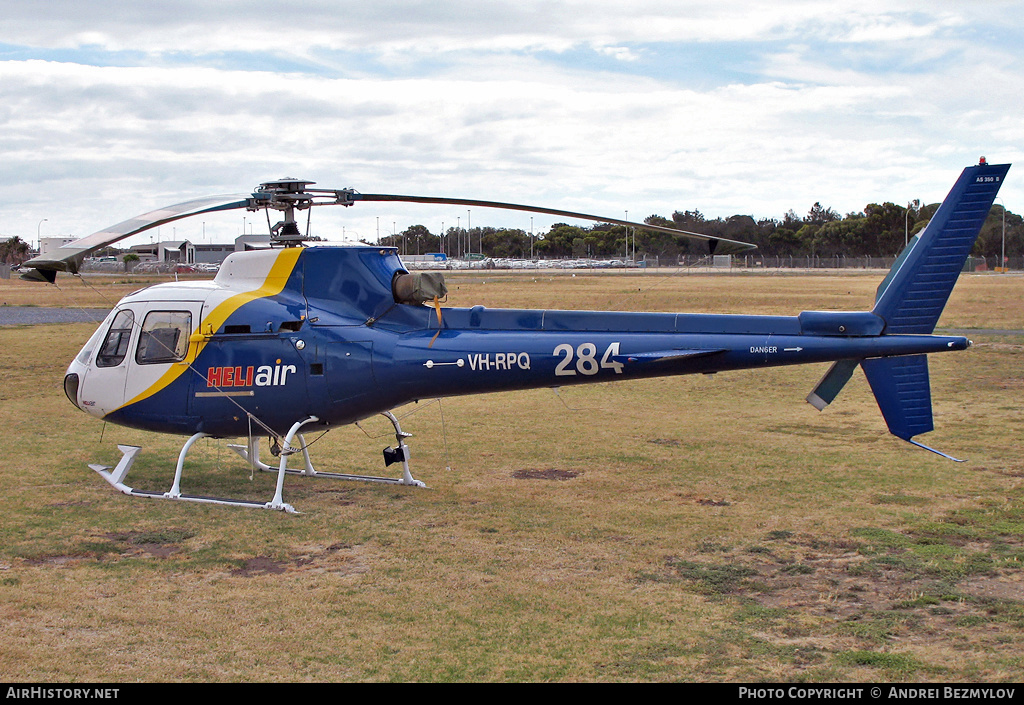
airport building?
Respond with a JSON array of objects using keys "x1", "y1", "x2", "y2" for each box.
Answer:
[{"x1": 128, "y1": 235, "x2": 271, "y2": 264}]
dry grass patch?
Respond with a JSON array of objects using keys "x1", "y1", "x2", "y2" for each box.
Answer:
[{"x1": 1, "y1": 271, "x2": 1023, "y2": 681}]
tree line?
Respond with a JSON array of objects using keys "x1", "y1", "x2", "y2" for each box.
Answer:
[
  {"x1": 3, "y1": 200, "x2": 1019, "y2": 266},
  {"x1": 375, "y1": 201, "x2": 1022, "y2": 261}
]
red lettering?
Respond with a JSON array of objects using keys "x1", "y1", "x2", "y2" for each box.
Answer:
[{"x1": 207, "y1": 365, "x2": 257, "y2": 388}]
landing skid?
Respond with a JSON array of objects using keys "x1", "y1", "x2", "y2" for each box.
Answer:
[
  {"x1": 89, "y1": 411, "x2": 425, "y2": 513},
  {"x1": 226, "y1": 412, "x2": 424, "y2": 488},
  {"x1": 90, "y1": 438, "x2": 296, "y2": 512}
]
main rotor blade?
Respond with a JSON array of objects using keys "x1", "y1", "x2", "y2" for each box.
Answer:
[
  {"x1": 350, "y1": 193, "x2": 756, "y2": 255},
  {"x1": 23, "y1": 181, "x2": 756, "y2": 279},
  {"x1": 25, "y1": 194, "x2": 251, "y2": 273}
]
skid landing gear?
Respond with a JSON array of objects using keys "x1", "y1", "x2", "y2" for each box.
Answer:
[
  {"x1": 227, "y1": 412, "x2": 424, "y2": 488},
  {"x1": 90, "y1": 412, "x2": 425, "y2": 513}
]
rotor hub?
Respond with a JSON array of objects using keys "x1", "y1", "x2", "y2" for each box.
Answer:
[{"x1": 248, "y1": 178, "x2": 355, "y2": 246}]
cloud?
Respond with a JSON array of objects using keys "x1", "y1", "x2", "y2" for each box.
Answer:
[
  {"x1": 0, "y1": 2, "x2": 986, "y2": 59},
  {"x1": 1, "y1": 2, "x2": 1021, "y2": 247}
]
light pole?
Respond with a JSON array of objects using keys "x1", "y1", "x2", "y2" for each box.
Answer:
[
  {"x1": 995, "y1": 197, "x2": 1006, "y2": 273},
  {"x1": 36, "y1": 218, "x2": 47, "y2": 252},
  {"x1": 626, "y1": 210, "x2": 633, "y2": 262}
]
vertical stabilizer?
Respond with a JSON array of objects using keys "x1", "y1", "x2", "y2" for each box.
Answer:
[{"x1": 873, "y1": 160, "x2": 1009, "y2": 334}]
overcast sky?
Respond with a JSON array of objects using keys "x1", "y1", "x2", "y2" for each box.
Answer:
[{"x1": 2, "y1": 0, "x2": 1022, "y2": 249}]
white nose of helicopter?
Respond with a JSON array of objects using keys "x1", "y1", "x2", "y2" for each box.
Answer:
[
  {"x1": 63, "y1": 308, "x2": 129, "y2": 419},
  {"x1": 63, "y1": 358, "x2": 88, "y2": 412}
]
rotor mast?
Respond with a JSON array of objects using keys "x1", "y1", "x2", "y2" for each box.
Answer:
[{"x1": 249, "y1": 178, "x2": 355, "y2": 247}]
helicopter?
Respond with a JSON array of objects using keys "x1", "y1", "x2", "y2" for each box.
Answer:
[{"x1": 22, "y1": 159, "x2": 1010, "y2": 513}]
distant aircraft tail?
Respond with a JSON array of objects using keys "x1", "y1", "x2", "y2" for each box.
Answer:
[{"x1": 807, "y1": 159, "x2": 1010, "y2": 458}]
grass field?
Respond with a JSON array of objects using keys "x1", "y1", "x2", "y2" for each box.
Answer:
[{"x1": 1, "y1": 270, "x2": 1022, "y2": 682}]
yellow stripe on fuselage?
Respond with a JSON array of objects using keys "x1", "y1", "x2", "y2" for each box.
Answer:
[{"x1": 113, "y1": 248, "x2": 303, "y2": 413}]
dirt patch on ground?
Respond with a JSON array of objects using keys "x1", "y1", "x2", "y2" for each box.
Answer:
[
  {"x1": 959, "y1": 573, "x2": 1024, "y2": 601},
  {"x1": 230, "y1": 555, "x2": 291, "y2": 577},
  {"x1": 648, "y1": 529, "x2": 1024, "y2": 664},
  {"x1": 676, "y1": 492, "x2": 732, "y2": 507},
  {"x1": 22, "y1": 529, "x2": 196, "y2": 564},
  {"x1": 19, "y1": 533, "x2": 366, "y2": 580},
  {"x1": 512, "y1": 468, "x2": 580, "y2": 480},
  {"x1": 104, "y1": 529, "x2": 195, "y2": 559},
  {"x1": 230, "y1": 543, "x2": 366, "y2": 578}
]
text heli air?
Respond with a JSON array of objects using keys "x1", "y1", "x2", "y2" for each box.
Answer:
[
  {"x1": 205, "y1": 362, "x2": 297, "y2": 389},
  {"x1": 22, "y1": 160, "x2": 1010, "y2": 513}
]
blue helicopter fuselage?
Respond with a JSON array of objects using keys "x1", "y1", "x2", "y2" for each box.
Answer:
[{"x1": 64, "y1": 245, "x2": 968, "y2": 439}]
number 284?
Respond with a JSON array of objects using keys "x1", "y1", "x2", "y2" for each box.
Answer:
[{"x1": 553, "y1": 342, "x2": 624, "y2": 376}]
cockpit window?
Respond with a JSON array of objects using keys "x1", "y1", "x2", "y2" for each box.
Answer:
[
  {"x1": 95, "y1": 310, "x2": 136, "y2": 368},
  {"x1": 136, "y1": 311, "x2": 191, "y2": 365},
  {"x1": 77, "y1": 316, "x2": 111, "y2": 365}
]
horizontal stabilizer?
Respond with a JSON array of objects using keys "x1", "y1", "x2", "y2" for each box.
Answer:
[
  {"x1": 806, "y1": 359, "x2": 859, "y2": 411},
  {"x1": 619, "y1": 349, "x2": 726, "y2": 364}
]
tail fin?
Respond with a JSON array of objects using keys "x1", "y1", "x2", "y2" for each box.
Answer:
[
  {"x1": 807, "y1": 160, "x2": 1009, "y2": 458},
  {"x1": 872, "y1": 160, "x2": 1010, "y2": 334}
]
